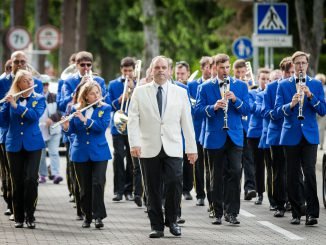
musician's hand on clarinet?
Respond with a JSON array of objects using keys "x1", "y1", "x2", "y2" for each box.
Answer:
[
  {"x1": 214, "y1": 99, "x2": 227, "y2": 111},
  {"x1": 301, "y1": 85, "x2": 312, "y2": 98},
  {"x1": 290, "y1": 93, "x2": 300, "y2": 108},
  {"x1": 130, "y1": 147, "x2": 141, "y2": 158},
  {"x1": 6, "y1": 95, "x2": 17, "y2": 109},
  {"x1": 225, "y1": 91, "x2": 236, "y2": 103}
]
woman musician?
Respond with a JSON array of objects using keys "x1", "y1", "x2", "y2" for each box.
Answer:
[
  {"x1": 62, "y1": 81, "x2": 112, "y2": 229},
  {"x1": 0, "y1": 70, "x2": 46, "y2": 229}
]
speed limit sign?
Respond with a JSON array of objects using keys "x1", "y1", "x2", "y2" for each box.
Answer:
[
  {"x1": 36, "y1": 25, "x2": 61, "y2": 50},
  {"x1": 6, "y1": 26, "x2": 31, "y2": 50}
]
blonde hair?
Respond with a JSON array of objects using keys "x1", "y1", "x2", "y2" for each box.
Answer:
[
  {"x1": 7, "y1": 70, "x2": 33, "y2": 101},
  {"x1": 77, "y1": 81, "x2": 103, "y2": 109},
  {"x1": 315, "y1": 73, "x2": 326, "y2": 84}
]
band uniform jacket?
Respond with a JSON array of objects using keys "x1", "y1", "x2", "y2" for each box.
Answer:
[
  {"x1": 195, "y1": 76, "x2": 249, "y2": 149},
  {"x1": 127, "y1": 81, "x2": 197, "y2": 158},
  {"x1": 275, "y1": 75, "x2": 326, "y2": 145},
  {"x1": 0, "y1": 92, "x2": 46, "y2": 152},
  {"x1": 63, "y1": 103, "x2": 112, "y2": 162}
]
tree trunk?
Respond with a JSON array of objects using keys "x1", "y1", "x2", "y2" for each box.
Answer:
[
  {"x1": 59, "y1": 0, "x2": 77, "y2": 72},
  {"x1": 76, "y1": 0, "x2": 87, "y2": 51},
  {"x1": 10, "y1": 0, "x2": 25, "y2": 26},
  {"x1": 35, "y1": 0, "x2": 49, "y2": 73},
  {"x1": 141, "y1": 0, "x2": 159, "y2": 72},
  {"x1": 295, "y1": 0, "x2": 325, "y2": 75}
]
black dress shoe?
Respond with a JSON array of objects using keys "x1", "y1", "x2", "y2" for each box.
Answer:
[
  {"x1": 149, "y1": 230, "x2": 164, "y2": 238},
  {"x1": 183, "y1": 192, "x2": 193, "y2": 200},
  {"x1": 14, "y1": 222, "x2": 24, "y2": 228},
  {"x1": 82, "y1": 220, "x2": 91, "y2": 228},
  {"x1": 305, "y1": 216, "x2": 318, "y2": 226},
  {"x1": 196, "y1": 198, "x2": 205, "y2": 206},
  {"x1": 209, "y1": 210, "x2": 215, "y2": 218},
  {"x1": 285, "y1": 202, "x2": 292, "y2": 211},
  {"x1": 169, "y1": 222, "x2": 181, "y2": 236},
  {"x1": 290, "y1": 217, "x2": 300, "y2": 225},
  {"x1": 134, "y1": 195, "x2": 142, "y2": 207},
  {"x1": 228, "y1": 215, "x2": 240, "y2": 225},
  {"x1": 4, "y1": 209, "x2": 11, "y2": 216},
  {"x1": 176, "y1": 216, "x2": 185, "y2": 224},
  {"x1": 112, "y1": 194, "x2": 122, "y2": 201},
  {"x1": 125, "y1": 194, "x2": 134, "y2": 201},
  {"x1": 254, "y1": 195, "x2": 263, "y2": 205},
  {"x1": 244, "y1": 190, "x2": 256, "y2": 200},
  {"x1": 224, "y1": 214, "x2": 230, "y2": 222},
  {"x1": 26, "y1": 220, "x2": 36, "y2": 229},
  {"x1": 95, "y1": 218, "x2": 104, "y2": 228},
  {"x1": 274, "y1": 210, "x2": 285, "y2": 217},
  {"x1": 212, "y1": 217, "x2": 222, "y2": 225}
]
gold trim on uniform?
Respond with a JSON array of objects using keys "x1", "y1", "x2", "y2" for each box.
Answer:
[
  {"x1": 87, "y1": 119, "x2": 94, "y2": 129},
  {"x1": 21, "y1": 108, "x2": 28, "y2": 118},
  {"x1": 236, "y1": 101, "x2": 243, "y2": 109},
  {"x1": 32, "y1": 101, "x2": 38, "y2": 107},
  {"x1": 313, "y1": 101, "x2": 320, "y2": 108},
  {"x1": 98, "y1": 110, "x2": 104, "y2": 118}
]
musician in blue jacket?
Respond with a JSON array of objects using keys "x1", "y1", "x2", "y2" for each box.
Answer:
[
  {"x1": 63, "y1": 81, "x2": 112, "y2": 229},
  {"x1": 0, "y1": 70, "x2": 45, "y2": 229},
  {"x1": 275, "y1": 51, "x2": 326, "y2": 226},
  {"x1": 195, "y1": 54, "x2": 249, "y2": 225}
]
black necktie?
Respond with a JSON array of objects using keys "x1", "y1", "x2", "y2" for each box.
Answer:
[{"x1": 157, "y1": 86, "x2": 163, "y2": 117}]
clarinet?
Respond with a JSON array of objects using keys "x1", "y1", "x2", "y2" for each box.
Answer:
[
  {"x1": 297, "y1": 71, "x2": 305, "y2": 120},
  {"x1": 222, "y1": 75, "x2": 229, "y2": 130}
]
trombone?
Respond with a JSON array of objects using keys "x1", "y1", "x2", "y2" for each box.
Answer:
[
  {"x1": 0, "y1": 85, "x2": 38, "y2": 104},
  {"x1": 297, "y1": 71, "x2": 305, "y2": 120}
]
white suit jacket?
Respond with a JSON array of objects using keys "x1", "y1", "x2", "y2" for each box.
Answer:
[{"x1": 127, "y1": 81, "x2": 197, "y2": 158}]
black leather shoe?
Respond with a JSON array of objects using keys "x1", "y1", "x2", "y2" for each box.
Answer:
[
  {"x1": 212, "y1": 217, "x2": 222, "y2": 225},
  {"x1": 196, "y1": 198, "x2": 205, "y2": 206},
  {"x1": 134, "y1": 195, "x2": 142, "y2": 207},
  {"x1": 244, "y1": 190, "x2": 256, "y2": 200},
  {"x1": 149, "y1": 230, "x2": 164, "y2": 238},
  {"x1": 290, "y1": 217, "x2": 300, "y2": 225},
  {"x1": 4, "y1": 209, "x2": 11, "y2": 216},
  {"x1": 125, "y1": 194, "x2": 134, "y2": 201},
  {"x1": 14, "y1": 222, "x2": 24, "y2": 228},
  {"x1": 112, "y1": 194, "x2": 122, "y2": 201},
  {"x1": 228, "y1": 215, "x2": 240, "y2": 225},
  {"x1": 305, "y1": 216, "x2": 318, "y2": 226},
  {"x1": 254, "y1": 195, "x2": 263, "y2": 205},
  {"x1": 95, "y1": 218, "x2": 104, "y2": 228},
  {"x1": 285, "y1": 202, "x2": 292, "y2": 211},
  {"x1": 176, "y1": 216, "x2": 185, "y2": 224},
  {"x1": 274, "y1": 210, "x2": 285, "y2": 217},
  {"x1": 26, "y1": 220, "x2": 36, "y2": 229},
  {"x1": 169, "y1": 223, "x2": 181, "y2": 236},
  {"x1": 82, "y1": 220, "x2": 91, "y2": 228},
  {"x1": 183, "y1": 192, "x2": 193, "y2": 200},
  {"x1": 224, "y1": 214, "x2": 230, "y2": 222}
]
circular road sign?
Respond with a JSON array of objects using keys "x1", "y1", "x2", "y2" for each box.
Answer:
[
  {"x1": 232, "y1": 36, "x2": 253, "y2": 59},
  {"x1": 6, "y1": 26, "x2": 31, "y2": 50},
  {"x1": 36, "y1": 25, "x2": 61, "y2": 50}
]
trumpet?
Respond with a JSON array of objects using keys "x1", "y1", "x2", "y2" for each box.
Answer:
[
  {"x1": 113, "y1": 60, "x2": 142, "y2": 135},
  {"x1": 0, "y1": 85, "x2": 38, "y2": 104},
  {"x1": 51, "y1": 95, "x2": 107, "y2": 129},
  {"x1": 297, "y1": 71, "x2": 305, "y2": 120},
  {"x1": 222, "y1": 75, "x2": 229, "y2": 130}
]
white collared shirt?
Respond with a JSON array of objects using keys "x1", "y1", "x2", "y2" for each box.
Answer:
[
  {"x1": 153, "y1": 81, "x2": 168, "y2": 118},
  {"x1": 85, "y1": 107, "x2": 94, "y2": 119}
]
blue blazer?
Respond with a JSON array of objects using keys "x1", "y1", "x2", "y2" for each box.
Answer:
[
  {"x1": 247, "y1": 88, "x2": 263, "y2": 138},
  {"x1": 0, "y1": 93, "x2": 46, "y2": 152},
  {"x1": 64, "y1": 103, "x2": 112, "y2": 162},
  {"x1": 195, "y1": 76, "x2": 249, "y2": 149},
  {"x1": 60, "y1": 74, "x2": 106, "y2": 113},
  {"x1": 262, "y1": 80, "x2": 284, "y2": 146},
  {"x1": 275, "y1": 76, "x2": 326, "y2": 145},
  {"x1": 258, "y1": 90, "x2": 269, "y2": 149}
]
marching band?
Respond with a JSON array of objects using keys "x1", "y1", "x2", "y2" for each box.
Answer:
[{"x1": 0, "y1": 50, "x2": 325, "y2": 238}]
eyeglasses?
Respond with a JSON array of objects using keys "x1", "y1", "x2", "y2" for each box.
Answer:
[
  {"x1": 79, "y1": 63, "x2": 92, "y2": 67},
  {"x1": 294, "y1": 62, "x2": 308, "y2": 66},
  {"x1": 13, "y1": 60, "x2": 26, "y2": 65}
]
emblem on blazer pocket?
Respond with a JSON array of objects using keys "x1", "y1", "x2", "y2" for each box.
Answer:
[
  {"x1": 98, "y1": 110, "x2": 104, "y2": 118},
  {"x1": 32, "y1": 101, "x2": 38, "y2": 107}
]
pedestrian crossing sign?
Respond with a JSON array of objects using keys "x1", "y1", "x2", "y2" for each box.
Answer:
[{"x1": 256, "y1": 3, "x2": 288, "y2": 35}]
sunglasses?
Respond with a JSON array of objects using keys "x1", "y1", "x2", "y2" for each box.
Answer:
[
  {"x1": 79, "y1": 63, "x2": 92, "y2": 67},
  {"x1": 13, "y1": 60, "x2": 26, "y2": 65}
]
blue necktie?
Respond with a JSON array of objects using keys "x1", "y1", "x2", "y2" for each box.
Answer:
[{"x1": 156, "y1": 86, "x2": 163, "y2": 117}]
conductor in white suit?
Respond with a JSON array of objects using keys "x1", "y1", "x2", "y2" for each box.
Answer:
[{"x1": 128, "y1": 56, "x2": 197, "y2": 238}]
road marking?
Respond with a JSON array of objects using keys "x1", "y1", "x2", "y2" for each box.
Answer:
[
  {"x1": 258, "y1": 221, "x2": 304, "y2": 240},
  {"x1": 240, "y1": 209, "x2": 256, "y2": 217}
]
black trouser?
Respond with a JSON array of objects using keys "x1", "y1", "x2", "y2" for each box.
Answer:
[
  {"x1": 204, "y1": 148, "x2": 212, "y2": 205},
  {"x1": 132, "y1": 157, "x2": 143, "y2": 197},
  {"x1": 242, "y1": 133, "x2": 255, "y2": 192},
  {"x1": 7, "y1": 149, "x2": 41, "y2": 222},
  {"x1": 248, "y1": 138, "x2": 265, "y2": 195},
  {"x1": 284, "y1": 138, "x2": 319, "y2": 219},
  {"x1": 270, "y1": 145, "x2": 287, "y2": 211},
  {"x1": 65, "y1": 142, "x2": 73, "y2": 196},
  {"x1": 183, "y1": 152, "x2": 193, "y2": 194},
  {"x1": 141, "y1": 148, "x2": 183, "y2": 231},
  {"x1": 112, "y1": 134, "x2": 133, "y2": 195},
  {"x1": 264, "y1": 148, "x2": 276, "y2": 206},
  {"x1": 0, "y1": 143, "x2": 12, "y2": 211},
  {"x1": 74, "y1": 161, "x2": 108, "y2": 221},
  {"x1": 208, "y1": 136, "x2": 242, "y2": 218},
  {"x1": 194, "y1": 143, "x2": 205, "y2": 199}
]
